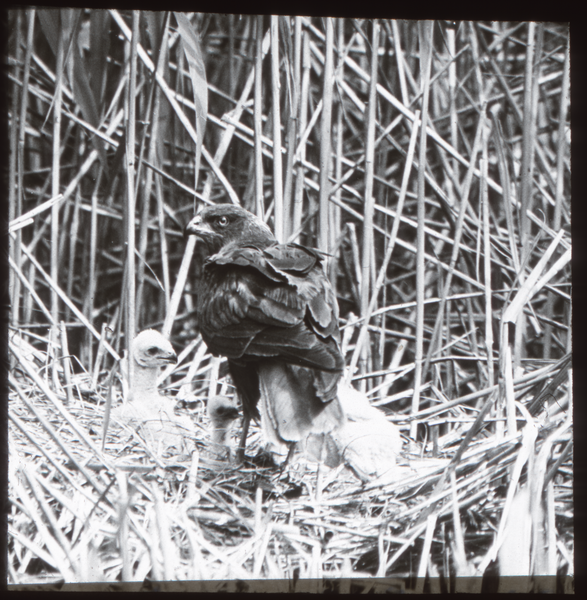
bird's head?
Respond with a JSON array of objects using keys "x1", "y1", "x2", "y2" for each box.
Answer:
[
  {"x1": 184, "y1": 204, "x2": 275, "y2": 253},
  {"x1": 207, "y1": 395, "x2": 240, "y2": 426},
  {"x1": 131, "y1": 329, "x2": 177, "y2": 369}
]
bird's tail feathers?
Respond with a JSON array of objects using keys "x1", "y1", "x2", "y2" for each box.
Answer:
[
  {"x1": 313, "y1": 370, "x2": 340, "y2": 403},
  {"x1": 258, "y1": 362, "x2": 345, "y2": 445}
]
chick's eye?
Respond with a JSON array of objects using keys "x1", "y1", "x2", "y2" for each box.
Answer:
[{"x1": 217, "y1": 216, "x2": 229, "y2": 227}]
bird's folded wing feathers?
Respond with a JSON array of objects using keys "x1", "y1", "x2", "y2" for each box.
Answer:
[{"x1": 201, "y1": 244, "x2": 342, "y2": 370}]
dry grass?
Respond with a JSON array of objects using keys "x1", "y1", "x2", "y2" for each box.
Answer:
[{"x1": 8, "y1": 12, "x2": 572, "y2": 591}]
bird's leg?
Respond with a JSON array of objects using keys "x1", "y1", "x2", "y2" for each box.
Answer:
[
  {"x1": 236, "y1": 415, "x2": 250, "y2": 462},
  {"x1": 278, "y1": 442, "x2": 296, "y2": 475},
  {"x1": 316, "y1": 436, "x2": 326, "y2": 502}
]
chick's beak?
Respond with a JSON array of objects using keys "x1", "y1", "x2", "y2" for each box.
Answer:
[
  {"x1": 220, "y1": 406, "x2": 240, "y2": 420},
  {"x1": 162, "y1": 351, "x2": 178, "y2": 364}
]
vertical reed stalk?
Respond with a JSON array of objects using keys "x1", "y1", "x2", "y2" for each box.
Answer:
[
  {"x1": 330, "y1": 17, "x2": 344, "y2": 288},
  {"x1": 254, "y1": 15, "x2": 264, "y2": 218},
  {"x1": 282, "y1": 18, "x2": 301, "y2": 240},
  {"x1": 544, "y1": 36, "x2": 569, "y2": 359},
  {"x1": 228, "y1": 14, "x2": 235, "y2": 99},
  {"x1": 125, "y1": 12, "x2": 139, "y2": 386},
  {"x1": 116, "y1": 472, "x2": 131, "y2": 581},
  {"x1": 515, "y1": 22, "x2": 539, "y2": 373},
  {"x1": 422, "y1": 111, "x2": 485, "y2": 381},
  {"x1": 51, "y1": 12, "x2": 64, "y2": 326},
  {"x1": 67, "y1": 186, "x2": 81, "y2": 323},
  {"x1": 13, "y1": 8, "x2": 36, "y2": 328},
  {"x1": 9, "y1": 11, "x2": 22, "y2": 332},
  {"x1": 553, "y1": 37, "x2": 570, "y2": 240},
  {"x1": 318, "y1": 18, "x2": 334, "y2": 255},
  {"x1": 155, "y1": 172, "x2": 171, "y2": 314},
  {"x1": 447, "y1": 24, "x2": 459, "y2": 184},
  {"x1": 346, "y1": 110, "x2": 420, "y2": 383},
  {"x1": 411, "y1": 20, "x2": 433, "y2": 443},
  {"x1": 490, "y1": 106, "x2": 520, "y2": 275},
  {"x1": 270, "y1": 16, "x2": 283, "y2": 242},
  {"x1": 359, "y1": 20, "x2": 379, "y2": 383},
  {"x1": 391, "y1": 20, "x2": 409, "y2": 106},
  {"x1": 59, "y1": 321, "x2": 74, "y2": 406},
  {"x1": 87, "y1": 170, "x2": 102, "y2": 367},
  {"x1": 519, "y1": 21, "x2": 536, "y2": 258},
  {"x1": 481, "y1": 117, "x2": 494, "y2": 388},
  {"x1": 292, "y1": 32, "x2": 310, "y2": 238},
  {"x1": 136, "y1": 13, "x2": 170, "y2": 326}
]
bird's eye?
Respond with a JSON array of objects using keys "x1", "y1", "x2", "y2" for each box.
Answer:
[
  {"x1": 146, "y1": 347, "x2": 157, "y2": 355},
  {"x1": 216, "y1": 216, "x2": 229, "y2": 227}
]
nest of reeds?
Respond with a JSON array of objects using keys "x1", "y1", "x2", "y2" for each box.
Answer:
[{"x1": 9, "y1": 322, "x2": 573, "y2": 592}]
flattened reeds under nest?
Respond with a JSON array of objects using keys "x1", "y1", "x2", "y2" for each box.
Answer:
[{"x1": 8, "y1": 341, "x2": 573, "y2": 592}]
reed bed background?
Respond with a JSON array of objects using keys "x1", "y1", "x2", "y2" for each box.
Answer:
[{"x1": 7, "y1": 11, "x2": 572, "y2": 592}]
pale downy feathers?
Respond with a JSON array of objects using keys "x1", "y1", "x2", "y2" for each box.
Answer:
[
  {"x1": 330, "y1": 382, "x2": 403, "y2": 482},
  {"x1": 206, "y1": 395, "x2": 240, "y2": 458},
  {"x1": 111, "y1": 330, "x2": 193, "y2": 455}
]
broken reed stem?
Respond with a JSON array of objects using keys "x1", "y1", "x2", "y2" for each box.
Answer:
[
  {"x1": 59, "y1": 320, "x2": 74, "y2": 406},
  {"x1": 9, "y1": 255, "x2": 55, "y2": 326},
  {"x1": 155, "y1": 169, "x2": 171, "y2": 316},
  {"x1": 116, "y1": 472, "x2": 132, "y2": 581},
  {"x1": 515, "y1": 23, "x2": 541, "y2": 375}
]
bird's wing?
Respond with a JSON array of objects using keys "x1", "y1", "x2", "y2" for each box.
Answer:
[{"x1": 198, "y1": 243, "x2": 343, "y2": 373}]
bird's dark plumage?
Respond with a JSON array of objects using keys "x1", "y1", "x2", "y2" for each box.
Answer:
[{"x1": 185, "y1": 205, "x2": 345, "y2": 448}]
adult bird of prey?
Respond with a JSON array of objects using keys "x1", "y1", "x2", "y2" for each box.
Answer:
[{"x1": 185, "y1": 204, "x2": 346, "y2": 459}]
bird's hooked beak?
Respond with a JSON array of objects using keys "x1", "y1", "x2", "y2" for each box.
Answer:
[
  {"x1": 185, "y1": 214, "x2": 217, "y2": 241},
  {"x1": 162, "y1": 350, "x2": 178, "y2": 364}
]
